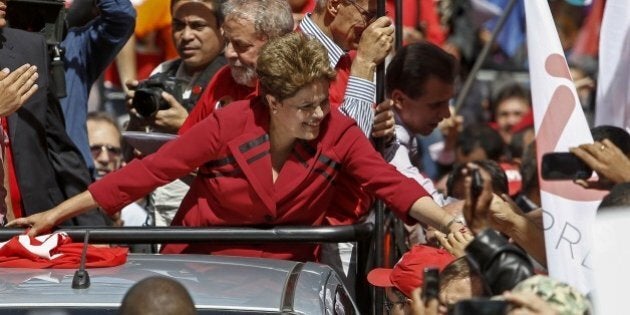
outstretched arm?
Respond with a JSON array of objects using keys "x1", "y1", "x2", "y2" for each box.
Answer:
[{"x1": 7, "y1": 191, "x2": 97, "y2": 237}]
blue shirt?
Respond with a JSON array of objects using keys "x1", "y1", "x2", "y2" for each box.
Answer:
[{"x1": 60, "y1": 0, "x2": 136, "y2": 175}]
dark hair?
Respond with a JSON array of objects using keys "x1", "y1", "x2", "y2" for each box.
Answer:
[
  {"x1": 490, "y1": 82, "x2": 531, "y2": 117},
  {"x1": 599, "y1": 183, "x2": 630, "y2": 210},
  {"x1": 456, "y1": 124, "x2": 505, "y2": 161},
  {"x1": 385, "y1": 41, "x2": 457, "y2": 99},
  {"x1": 440, "y1": 257, "x2": 489, "y2": 296},
  {"x1": 446, "y1": 160, "x2": 509, "y2": 198},
  {"x1": 590, "y1": 125, "x2": 630, "y2": 156}
]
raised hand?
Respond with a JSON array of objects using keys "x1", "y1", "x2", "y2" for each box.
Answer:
[
  {"x1": 570, "y1": 139, "x2": 630, "y2": 189},
  {"x1": 0, "y1": 64, "x2": 39, "y2": 116},
  {"x1": 372, "y1": 99, "x2": 395, "y2": 139}
]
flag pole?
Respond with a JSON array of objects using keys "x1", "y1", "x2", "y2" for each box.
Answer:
[
  {"x1": 394, "y1": 0, "x2": 402, "y2": 50},
  {"x1": 453, "y1": 0, "x2": 518, "y2": 114},
  {"x1": 372, "y1": 0, "x2": 389, "y2": 312}
]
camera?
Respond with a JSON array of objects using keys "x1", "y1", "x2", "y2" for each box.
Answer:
[
  {"x1": 132, "y1": 74, "x2": 187, "y2": 118},
  {"x1": 470, "y1": 168, "x2": 484, "y2": 199},
  {"x1": 541, "y1": 152, "x2": 592, "y2": 181}
]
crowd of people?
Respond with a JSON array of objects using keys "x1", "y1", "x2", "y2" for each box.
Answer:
[{"x1": 0, "y1": 0, "x2": 627, "y2": 313}]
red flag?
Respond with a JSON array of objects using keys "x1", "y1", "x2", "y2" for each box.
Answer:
[{"x1": 0, "y1": 233, "x2": 127, "y2": 268}]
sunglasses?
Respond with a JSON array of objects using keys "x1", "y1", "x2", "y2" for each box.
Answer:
[{"x1": 90, "y1": 144, "x2": 122, "y2": 160}]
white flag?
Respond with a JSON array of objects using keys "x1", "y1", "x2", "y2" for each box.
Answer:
[
  {"x1": 525, "y1": 0, "x2": 607, "y2": 293},
  {"x1": 594, "y1": 0, "x2": 630, "y2": 131}
]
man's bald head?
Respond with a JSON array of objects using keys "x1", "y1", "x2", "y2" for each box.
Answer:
[{"x1": 119, "y1": 276, "x2": 196, "y2": 315}]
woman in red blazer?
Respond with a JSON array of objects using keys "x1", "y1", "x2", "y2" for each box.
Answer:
[{"x1": 8, "y1": 33, "x2": 464, "y2": 261}]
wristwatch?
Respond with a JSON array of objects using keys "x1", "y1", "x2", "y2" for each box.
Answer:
[{"x1": 444, "y1": 216, "x2": 466, "y2": 232}]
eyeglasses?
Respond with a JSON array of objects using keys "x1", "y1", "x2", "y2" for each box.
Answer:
[
  {"x1": 344, "y1": 0, "x2": 381, "y2": 25},
  {"x1": 384, "y1": 300, "x2": 406, "y2": 313},
  {"x1": 90, "y1": 144, "x2": 122, "y2": 160},
  {"x1": 384, "y1": 290, "x2": 408, "y2": 314}
]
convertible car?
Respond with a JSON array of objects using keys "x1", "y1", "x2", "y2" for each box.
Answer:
[{"x1": 0, "y1": 253, "x2": 359, "y2": 314}]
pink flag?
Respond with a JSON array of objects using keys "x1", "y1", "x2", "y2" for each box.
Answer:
[
  {"x1": 525, "y1": 0, "x2": 607, "y2": 293},
  {"x1": 594, "y1": 0, "x2": 630, "y2": 131}
]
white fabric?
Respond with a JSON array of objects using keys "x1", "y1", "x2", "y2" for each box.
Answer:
[
  {"x1": 151, "y1": 179, "x2": 189, "y2": 227},
  {"x1": 594, "y1": 0, "x2": 630, "y2": 131},
  {"x1": 0, "y1": 233, "x2": 69, "y2": 260},
  {"x1": 391, "y1": 124, "x2": 445, "y2": 206},
  {"x1": 525, "y1": 0, "x2": 607, "y2": 293},
  {"x1": 121, "y1": 202, "x2": 151, "y2": 227}
]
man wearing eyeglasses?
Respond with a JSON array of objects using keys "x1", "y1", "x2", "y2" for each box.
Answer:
[
  {"x1": 87, "y1": 112, "x2": 150, "y2": 227},
  {"x1": 300, "y1": 0, "x2": 396, "y2": 289},
  {"x1": 301, "y1": 0, "x2": 394, "y2": 136}
]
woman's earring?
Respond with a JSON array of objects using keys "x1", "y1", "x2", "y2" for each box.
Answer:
[{"x1": 272, "y1": 109, "x2": 278, "y2": 114}]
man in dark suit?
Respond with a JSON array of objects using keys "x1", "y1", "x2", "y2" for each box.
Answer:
[{"x1": 0, "y1": 0, "x2": 107, "y2": 226}]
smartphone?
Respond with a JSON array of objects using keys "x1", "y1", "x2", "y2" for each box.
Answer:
[
  {"x1": 514, "y1": 195, "x2": 538, "y2": 213},
  {"x1": 471, "y1": 169, "x2": 484, "y2": 198},
  {"x1": 422, "y1": 267, "x2": 440, "y2": 301},
  {"x1": 448, "y1": 298, "x2": 508, "y2": 315},
  {"x1": 541, "y1": 152, "x2": 592, "y2": 180}
]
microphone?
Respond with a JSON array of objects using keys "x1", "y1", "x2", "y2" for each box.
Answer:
[{"x1": 71, "y1": 230, "x2": 91, "y2": 289}]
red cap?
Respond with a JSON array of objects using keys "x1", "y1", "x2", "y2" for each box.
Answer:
[{"x1": 367, "y1": 245, "x2": 454, "y2": 298}]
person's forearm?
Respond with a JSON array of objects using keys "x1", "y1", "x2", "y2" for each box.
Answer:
[
  {"x1": 116, "y1": 36, "x2": 137, "y2": 92},
  {"x1": 50, "y1": 191, "x2": 100, "y2": 226},
  {"x1": 339, "y1": 77, "x2": 375, "y2": 137},
  {"x1": 408, "y1": 196, "x2": 458, "y2": 233},
  {"x1": 505, "y1": 213, "x2": 547, "y2": 267},
  {"x1": 349, "y1": 56, "x2": 376, "y2": 81}
]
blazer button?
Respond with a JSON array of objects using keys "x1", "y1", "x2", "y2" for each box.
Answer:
[{"x1": 264, "y1": 215, "x2": 274, "y2": 222}]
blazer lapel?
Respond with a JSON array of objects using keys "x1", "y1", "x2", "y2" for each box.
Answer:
[{"x1": 227, "y1": 131, "x2": 276, "y2": 215}]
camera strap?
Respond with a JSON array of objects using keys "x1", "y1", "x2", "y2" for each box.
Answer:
[{"x1": 165, "y1": 55, "x2": 227, "y2": 112}]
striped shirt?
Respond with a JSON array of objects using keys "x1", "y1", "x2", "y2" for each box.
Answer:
[{"x1": 299, "y1": 14, "x2": 375, "y2": 137}]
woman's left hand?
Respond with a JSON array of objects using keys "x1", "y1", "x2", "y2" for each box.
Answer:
[{"x1": 437, "y1": 230, "x2": 473, "y2": 258}]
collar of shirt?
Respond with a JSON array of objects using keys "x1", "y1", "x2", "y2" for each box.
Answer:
[
  {"x1": 299, "y1": 13, "x2": 346, "y2": 69},
  {"x1": 175, "y1": 62, "x2": 198, "y2": 99}
]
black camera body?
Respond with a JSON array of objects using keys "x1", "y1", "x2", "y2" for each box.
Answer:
[
  {"x1": 132, "y1": 74, "x2": 187, "y2": 118},
  {"x1": 422, "y1": 267, "x2": 440, "y2": 301},
  {"x1": 7, "y1": 0, "x2": 67, "y2": 98}
]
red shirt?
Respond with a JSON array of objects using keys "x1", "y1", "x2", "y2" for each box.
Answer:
[
  {"x1": 179, "y1": 65, "x2": 257, "y2": 134},
  {"x1": 0, "y1": 117, "x2": 23, "y2": 219}
]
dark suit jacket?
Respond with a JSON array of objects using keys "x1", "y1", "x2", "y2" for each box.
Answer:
[{"x1": 0, "y1": 27, "x2": 106, "y2": 226}]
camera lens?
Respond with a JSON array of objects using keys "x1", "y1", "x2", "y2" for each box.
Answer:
[{"x1": 132, "y1": 88, "x2": 163, "y2": 117}]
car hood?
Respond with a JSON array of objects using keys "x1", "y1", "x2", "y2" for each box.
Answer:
[{"x1": 0, "y1": 254, "x2": 334, "y2": 313}]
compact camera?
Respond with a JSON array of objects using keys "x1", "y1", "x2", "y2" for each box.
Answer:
[{"x1": 132, "y1": 74, "x2": 187, "y2": 118}]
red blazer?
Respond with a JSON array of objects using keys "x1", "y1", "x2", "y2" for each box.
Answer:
[{"x1": 90, "y1": 97, "x2": 427, "y2": 261}]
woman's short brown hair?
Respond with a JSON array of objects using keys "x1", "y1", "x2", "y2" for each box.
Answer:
[{"x1": 256, "y1": 32, "x2": 336, "y2": 101}]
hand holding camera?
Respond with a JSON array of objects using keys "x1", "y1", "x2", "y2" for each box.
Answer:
[
  {"x1": 126, "y1": 74, "x2": 189, "y2": 133},
  {"x1": 462, "y1": 164, "x2": 499, "y2": 234},
  {"x1": 408, "y1": 268, "x2": 440, "y2": 315}
]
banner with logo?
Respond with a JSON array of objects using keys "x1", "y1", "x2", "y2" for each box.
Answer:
[{"x1": 524, "y1": 0, "x2": 607, "y2": 293}]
